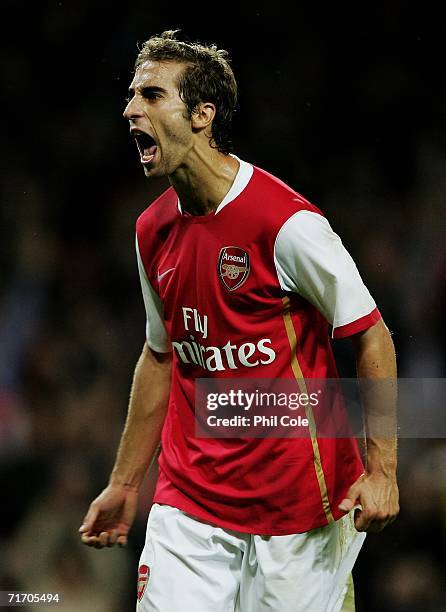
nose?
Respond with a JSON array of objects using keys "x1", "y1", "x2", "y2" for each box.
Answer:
[{"x1": 123, "y1": 96, "x2": 144, "y2": 120}]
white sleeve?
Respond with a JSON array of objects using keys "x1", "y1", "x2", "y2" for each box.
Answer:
[
  {"x1": 136, "y1": 235, "x2": 171, "y2": 352},
  {"x1": 274, "y1": 210, "x2": 378, "y2": 337}
]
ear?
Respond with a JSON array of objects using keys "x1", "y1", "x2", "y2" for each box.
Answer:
[{"x1": 191, "y1": 102, "x2": 216, "y2": 130}]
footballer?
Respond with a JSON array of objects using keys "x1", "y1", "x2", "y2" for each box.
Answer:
[{"x1": 80, "y1": 31, "x2": 399, "y2": 611}]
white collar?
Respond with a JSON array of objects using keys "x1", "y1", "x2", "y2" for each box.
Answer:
[{"x1": 177, "y1": 155, "x2": 254, "y2": 216}]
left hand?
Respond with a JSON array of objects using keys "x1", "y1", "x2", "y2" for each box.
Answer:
[{"x1": 338, "y1": 472, "x2": 399, "y2": 532}]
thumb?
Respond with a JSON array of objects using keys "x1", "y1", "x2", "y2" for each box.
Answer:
[
  {"x1": 338, "y1": 498, "x2": 354, "y2": 512},
  {"x1": 79, "y1": 505, "x2": 98, "y2": 534},
  {"x1": 338, "y1": 484, "x2": 361, "y2": 512}
]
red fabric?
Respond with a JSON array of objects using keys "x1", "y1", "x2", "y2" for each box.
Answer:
[
  {"x1": 137, "y1": 166, "x2": 365, "y2": 535},
  {"x1": 333, "y1": 307, "x2": 381, "y2": 339}
]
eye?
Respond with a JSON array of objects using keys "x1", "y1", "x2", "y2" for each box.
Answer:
[{"x1": 142, "y1": 88, "x2": 162, "y2": 100}]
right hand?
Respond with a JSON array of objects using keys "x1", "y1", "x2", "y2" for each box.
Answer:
[{"x1": 79, "y1": 484, "x2": 138, "y2": 548}]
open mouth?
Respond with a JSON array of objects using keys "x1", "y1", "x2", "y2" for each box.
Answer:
[{"x1": 133, "y1": 131, "x2": 158, "y2": 164}]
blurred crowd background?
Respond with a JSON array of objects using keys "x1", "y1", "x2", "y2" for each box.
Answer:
[{"x1": 1, "y1": 2, "x2": 445, "y2": 610}]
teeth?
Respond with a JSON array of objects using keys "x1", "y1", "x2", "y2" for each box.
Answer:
[
  {"x1": 133, "y1": 132, "x2": 157, "y2": 164},
  {"x1": 135, "y1": 137, "x2": 143, "y2": 156}
]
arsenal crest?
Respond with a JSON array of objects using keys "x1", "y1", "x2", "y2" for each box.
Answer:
[
  {"x1": 137, "y1": 564, "x2": 150, "y2": 602},
  {"x1": 218, "y1": 246, "x2": 250, "y2": 291}
]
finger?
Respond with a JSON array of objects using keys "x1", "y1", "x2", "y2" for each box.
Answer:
[
  {"x1": 360, "y1": 505, "x2": 398, "y2": 532},
  {"x1": 79, "y1": 504, "x2": 98, "y2": 533},
  {"x1": 338, "y1": 498, "x2": 354, "y2": 512},
  {"x1": 368, "y1": 512, "x2": 399, "y2": 532},
  {"x1": 354, "y1": 508, "x2": 373, "y2": 532},
  {"x1": 98, "y1": 531, "x2": 110, "y2": 547},
  {"x1": 107, "y1": 530, "x2": 118, "y2": 547},
  {"x1": 117, "y1": 534, "x2": 128, "y2": 547},
  {"x1": 81, "y1": 533, "x2": 100, "y2": 547},
  {"x1": 365, "y1": 519, "x2": 388, "y2": 533},
  {"x1": 338, "y1": 483, "x2": 361, "y2": 512}
]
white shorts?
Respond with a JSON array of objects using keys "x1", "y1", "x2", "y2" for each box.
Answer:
[{"x1": 136, "y1": 503, "x2": 365, "y2": 612}]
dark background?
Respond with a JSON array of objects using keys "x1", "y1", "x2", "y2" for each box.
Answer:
[{"x1": 1, "y1": 2, "x2": 446, "y2": 610}]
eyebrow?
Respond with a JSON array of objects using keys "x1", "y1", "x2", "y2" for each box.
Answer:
[{"x1": 127, "y1": 85, "x2": 167, "y2": 97}]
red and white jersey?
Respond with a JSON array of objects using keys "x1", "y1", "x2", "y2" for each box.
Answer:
[{"x1": 136, "y1": 158, "x2": 381, "y2": 535}]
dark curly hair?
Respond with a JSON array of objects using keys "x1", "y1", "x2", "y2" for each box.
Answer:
[{"x1": 134, "y1": 30, "x2": 237, "y2": 155}]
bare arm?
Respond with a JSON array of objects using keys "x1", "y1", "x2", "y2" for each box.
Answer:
[
  {"x1": 111, "y1": 343, "x2": 171, "y2": 488},
  {"x1": 80, "y1": 343, "x2": 171, "y2": 547},
  {"x1": 338, "y1": 318, "x2": 400, "y2": 531}
]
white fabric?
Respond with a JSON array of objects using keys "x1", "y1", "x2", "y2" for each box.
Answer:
[
  {"x1": 215, "y1": 157, "x2": 254, "y2": 215},
  {"x1": 136, "y1": 503, "x2": 366, "y2": 612},
  {"x1": 274, "y1": 210, "x2": 376, "y2": 335},
  {"x1": 136, "y1": 235, "x2": 170, "y2": 353},
  {"x1": 177, "y1": 156, "x2": 254, "y2": 215}
]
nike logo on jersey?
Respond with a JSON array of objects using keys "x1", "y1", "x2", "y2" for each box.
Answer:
[{"x1": 157, "y1": 267, "x2": 175, "y2": 282}]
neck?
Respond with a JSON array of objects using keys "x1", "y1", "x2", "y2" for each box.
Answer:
[{"x1": 168, "y1": 143, "x2": 239, "y2": 216}]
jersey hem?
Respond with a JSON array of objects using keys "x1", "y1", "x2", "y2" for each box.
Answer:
[
  {"x1": 151, "y1": 493, "x2": 333, "y2": 535},
  {"x1": 332, "y1": 307, "x2": 381, "y2": 339},
  {"x1": 145, "y1": 339, "x2": 172, "y2": 353}
]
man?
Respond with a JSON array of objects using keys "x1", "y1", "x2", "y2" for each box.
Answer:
[{"x1": 80, "y1": 30, "x2": 399, "y2": 611}]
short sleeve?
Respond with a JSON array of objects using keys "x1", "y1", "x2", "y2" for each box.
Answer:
[
  {"x1": 136, "y1": 235, "x2": 171, "y2": 352},
  {"x1": 274, "y1": 210, "x2": 381, "y2": 338}
]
